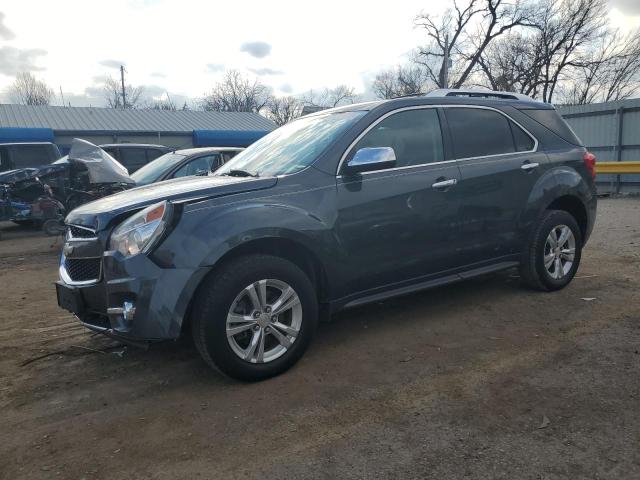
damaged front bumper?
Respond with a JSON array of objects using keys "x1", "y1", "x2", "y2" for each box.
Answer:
[{"x1": 56, "y1": 232, "x2": 208, "y2": 345}]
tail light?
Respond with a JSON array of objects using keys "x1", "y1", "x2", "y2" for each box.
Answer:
[{"x1": 583, "y1": 151, "x2": 596, "y2": 179}]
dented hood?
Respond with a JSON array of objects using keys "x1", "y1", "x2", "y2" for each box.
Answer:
[
  {"x1": 65, "y1": 174, "x2": 278, "y2": 231},
  {"x1": 68, "y1": 138, "x2": 134, "y2": 185}
]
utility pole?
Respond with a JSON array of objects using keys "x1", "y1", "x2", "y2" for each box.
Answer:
[
  {"x1": 120, "y1": 65, "x2": 127, "y2": 109},
  {"x1": 59, "y1": 86, "x2": 66, "y2": 107},
  {"x1": 443, "y1": 33, "x2": 450, "y2": 89}
]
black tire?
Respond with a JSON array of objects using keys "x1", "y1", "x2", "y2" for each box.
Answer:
[
  {"x1": 520, "y1": 209, "x2": 583, "y2": 291},
  {"x1": 191, "y1": 254, "x2": 318, "y2": 381},
  {"x1": 42, "y1": 218, "x2": 64, "y2": 236},
  {"x1": 12, "y1": 219, "x2": 37, "y2": 227}
]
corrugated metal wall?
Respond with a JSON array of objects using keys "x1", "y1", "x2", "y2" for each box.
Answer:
[{"x1": 558, "y1": 99, "x2": 640, "y2": 193}]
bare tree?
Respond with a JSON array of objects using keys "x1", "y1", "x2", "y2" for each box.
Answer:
[
  {"x1": 476, "y1": 32, "x2": 544, "y2": 96},
  {"x1": 202, "y1": 70, "x2": 272, "y2": 112},
  {"x1": 414, "y1": 0, "x2": 536, "y2": 88},
  {"x1": 372, "y1": 65, "x2": 430, "y2": 99},
  {"x1": 149, "y1": 93, "x2": 177, "y2": 111},
  {"x1": 476, "y1": 0, "x2": 612, "y2": 103},
  {"x1": 535, "y1": 0, "x2": 608, "y2": 103},
  {"x1": 103, "y1": 76, "x2": 144, "y2": 109},
  {"x1": 561, "y1": 29, "x2": 640, "y2": 104},
  {"x1": 8, "y1": 72, "x2": 54, "y2": 106},
  {"x1": 266, "y1": 96, "x2": 302, "y2": 126},
  {"x1": 303, "y1": 85, "x2": 357, "y2": 108}
]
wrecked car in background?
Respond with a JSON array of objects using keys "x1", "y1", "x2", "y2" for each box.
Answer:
[
  {"x1": 1, "y1": 139, "x2": 135, "y2": 236},
  {"x1": 61, "y1": 139, "x2": 135, "y2": 210},
  {"x1": 0, "y1": 167, "x2": 65, "y2": 236}
]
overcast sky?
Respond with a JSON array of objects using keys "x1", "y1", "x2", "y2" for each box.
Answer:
[{"x1": 0, "y1": 0, "x2": 639, "y2": 107}]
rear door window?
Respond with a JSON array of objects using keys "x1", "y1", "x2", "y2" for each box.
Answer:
[
  {"x1": 119, "y1": 148, "x2": 148, "y2": 171},
  {"x1": 0, "y1": 146, "x2": 11, "y2": 171},
  {"x1": 9, "y1": 145, "x2": 52, "y2": 169},
  {"x1": 510, "y1": 121, "x2": 535, "y2": 152},
  {"x1": 351, "y1": 108, "x2": 444, "y2": 168},
  {"x1": 445, "y1": 108, "x2": 516, "y2": 159}
]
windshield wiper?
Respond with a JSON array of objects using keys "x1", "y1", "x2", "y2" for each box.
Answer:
[{"x1": 222, "y1": 169, "x2": 259, "y2": 178}]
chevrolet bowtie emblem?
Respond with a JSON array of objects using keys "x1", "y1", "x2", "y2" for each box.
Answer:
[{"x1": 63, "y1": 244, "x2": 74, "y2": 256}]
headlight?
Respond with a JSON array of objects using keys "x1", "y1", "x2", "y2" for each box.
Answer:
[{"x1": 109, "y1": 201, "x2": 172, "y2": 257}]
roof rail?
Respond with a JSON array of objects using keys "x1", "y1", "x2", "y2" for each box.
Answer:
[{"x1": 424, "y1": 88, "x2": 536, "y2": 101}]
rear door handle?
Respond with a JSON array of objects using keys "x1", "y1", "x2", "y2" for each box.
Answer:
[
  {"x1": 521, "y1": 162, "x2": 539, "y2": 171},
  {"x1": 431, "y1": 178, "x2": 457, "y2": 189}
]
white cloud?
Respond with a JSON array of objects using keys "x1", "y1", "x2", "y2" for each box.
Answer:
[
  {"x1": 0, "y1": 46, "x2": 47, "y2": 76},
  {"x1": 1, "y1": 0, "x2": 637, "y2": 105},
  {"x1": 206, "y1": 63, "x2": 225, "y2": 73},
  {"x1": 98, "y1": 59, "x2": 124, "y2": 69},
  {"x1": 250, "y1": 67, "x2": 283, "y2": 76}
]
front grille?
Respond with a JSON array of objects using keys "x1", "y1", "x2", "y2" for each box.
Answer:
[
  {"x1": 64, "y1": 258, "x2": 101, "y2": 282},
  {"x1": 68, "y1": 225, "x2": 96, "y2": 239}
]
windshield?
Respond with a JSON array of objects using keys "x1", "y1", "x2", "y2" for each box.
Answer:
[
  {"x1": 216, "y1": 111, "x2": 366, "y2": 177},
  {"x1": 131, "y1": 152, "x2": 185, "y2": 185}
]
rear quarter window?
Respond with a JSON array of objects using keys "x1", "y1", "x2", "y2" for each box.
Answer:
[{"x1": 520, "y1": 108, "x2": 583, "y2": 146}]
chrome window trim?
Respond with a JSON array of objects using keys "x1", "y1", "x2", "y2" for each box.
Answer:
[
  {"x1": 337, "y1": 158, "x2": 459, "y2": 179},
  {"x1": 336, "y1": 104, "x2": 539, "y2": 176}
]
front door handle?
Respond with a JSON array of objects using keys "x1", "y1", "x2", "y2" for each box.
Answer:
[
  {"x1": 431, "y1": 178, "x2": 458, "y2": 190},
  {"x1": 521, "y1": 162, "x2": 540, "y2": 171}
]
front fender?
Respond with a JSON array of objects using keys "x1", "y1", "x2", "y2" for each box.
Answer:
[{"x1": 156, "y1": 196, "x2": 339, "y2": 281}]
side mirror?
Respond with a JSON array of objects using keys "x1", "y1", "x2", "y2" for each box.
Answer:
[
  {"x1": 195, "y1": 169, "x2": 208, "y2": 176},
  {"x1": 345, "y1": 147, "x2": 396, "y2": 174}
]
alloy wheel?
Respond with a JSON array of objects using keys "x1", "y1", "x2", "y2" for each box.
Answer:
[
  {"x1": 544, "y1": 224, "x2": 576, "y2": 280},
  {"x1": 225, "y1": 279, "x2": 302, "y2": 363}
]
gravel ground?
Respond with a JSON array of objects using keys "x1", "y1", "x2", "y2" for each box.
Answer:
[{"x1": 0, "y1": 197, "x2": 638, "y2": 480}]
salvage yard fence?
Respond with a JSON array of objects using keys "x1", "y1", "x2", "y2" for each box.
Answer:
[{"x1": 558, "y1": 99, "x2": 640, "y2": 194}]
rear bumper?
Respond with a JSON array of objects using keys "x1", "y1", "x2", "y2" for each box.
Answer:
[{"x1": 56, "y1": 250, "x2": 209, "y2": 342}]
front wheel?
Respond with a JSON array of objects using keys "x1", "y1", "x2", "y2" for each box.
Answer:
[
  {"x1": 520, "y1": 209, "x2": 583, "y2": 291},
  {"x1": 191, "y1": 254, "x2": 318, "y2": 381}
]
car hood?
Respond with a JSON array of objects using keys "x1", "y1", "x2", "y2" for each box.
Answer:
[{"x1": 66, "y1": 174, "x2": 278, "y2": 231}]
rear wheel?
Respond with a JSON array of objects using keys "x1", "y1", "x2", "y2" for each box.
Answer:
[
  {"x1": 520, "y1": 209, "x2": 582, "y2": 291},
  {"x1": 191, "y1": 254, "x2": 318, "y2": 381}
]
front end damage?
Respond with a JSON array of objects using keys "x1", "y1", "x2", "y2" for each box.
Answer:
[{"x1": 55, "y1": 222, "x2": 208, "y2": 346}]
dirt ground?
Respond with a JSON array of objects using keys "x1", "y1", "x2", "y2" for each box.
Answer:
[{"x1": 0, "y1": 197, "x2": 639, "y2": 480}]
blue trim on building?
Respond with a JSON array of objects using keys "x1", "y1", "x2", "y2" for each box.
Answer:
[
  {"x1": 0, "y1": 127, "x2": 55, "y2": 143},
  {"x1": 192, "y1": 129, "x2": 269, "y2": 147}
]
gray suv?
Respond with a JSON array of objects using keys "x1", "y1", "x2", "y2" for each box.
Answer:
[{"x1": 56, "y1": 89, "x2": 597, "y2": 381}]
